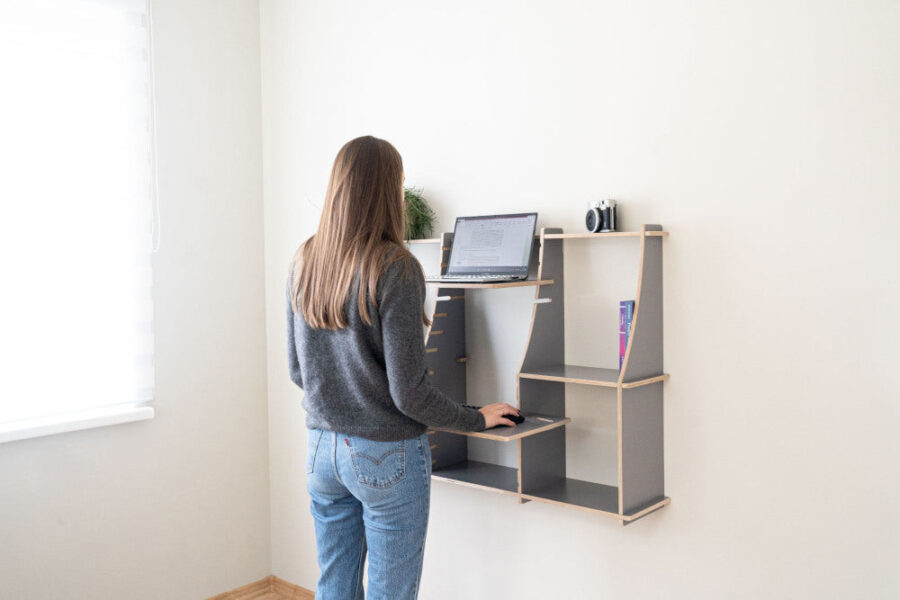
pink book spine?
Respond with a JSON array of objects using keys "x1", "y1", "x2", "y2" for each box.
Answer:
[{"x1": 619, "y1": 300, "x2": 634, "y2": 372}]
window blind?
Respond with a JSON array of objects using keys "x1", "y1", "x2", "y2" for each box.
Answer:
[{"x1": 0, "y1": 0, "x2": 156, "y2": 426}]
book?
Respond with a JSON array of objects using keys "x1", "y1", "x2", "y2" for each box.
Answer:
[{"x1": 619, "y1": 300, "x2": 635, "y2": 371}]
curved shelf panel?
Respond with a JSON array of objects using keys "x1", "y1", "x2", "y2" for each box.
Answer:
[
  {"x1": 425, "y1": 279, "x2": 553, "y2": 289},
  {"x1": 618, "y1": 224, "x2": 664, "y2": 384},
  {"x1": 431, "y1": 414, "x2": 570, "y2": 442}
]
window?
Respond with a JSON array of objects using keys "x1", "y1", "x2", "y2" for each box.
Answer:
[{"x1": 0, "y1": 0, "x2": 156, "y2": 442}]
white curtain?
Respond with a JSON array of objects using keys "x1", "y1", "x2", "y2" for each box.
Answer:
[{"x1": 0, "y1": 0, "x2": 155, "y2": 424}]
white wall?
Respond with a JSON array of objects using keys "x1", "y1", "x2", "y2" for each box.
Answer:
[
  {"x1": 261, "y1": 1, "x2": 900, "y2": 598},
  {"x1": 0, "y1": 1, "x2": 269, "y2": 598}
]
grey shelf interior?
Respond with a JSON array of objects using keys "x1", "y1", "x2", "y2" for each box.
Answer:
[
  {"x1": 432, "y1": 460, "x2": 518, "y2": 494},
  {"x1": 519, "y1": 364, "x2": 621, "y2": 386},
  {"x1": 522, "y1": 477, "x2": 619, "y2": 514}
]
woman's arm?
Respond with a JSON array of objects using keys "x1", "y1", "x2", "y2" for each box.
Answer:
[
  {"x1": 379, "y1": 256, "x2": 487, "y2": 432},
  {"x1": 286, "y1": 268, "x2": 304, "y2": 390}
]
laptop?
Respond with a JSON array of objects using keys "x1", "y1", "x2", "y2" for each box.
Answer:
[{"x1": 424, "y1": 213, "x2": 538, "y2": 283}]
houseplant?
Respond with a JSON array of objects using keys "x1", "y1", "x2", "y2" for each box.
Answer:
[{"x1": 404, "y1": 186, "x2": 435, "y2": 240}]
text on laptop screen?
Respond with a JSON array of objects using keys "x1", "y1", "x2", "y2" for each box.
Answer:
[{"x1": 448, "y1": 214, "x2": 537, "y2": 274}]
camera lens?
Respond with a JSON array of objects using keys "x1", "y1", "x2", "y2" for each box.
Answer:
[{"x1": 586, "y1": 209, "x2": 599, "y2": 232}]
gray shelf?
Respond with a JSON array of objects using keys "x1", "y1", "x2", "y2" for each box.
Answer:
[
  {"x1": 519, "y1": 364, "x2": 621, "y2": 387},
  {"x1": 521, "y1": 478, "x2": 620, "y2": 515},
  {"x1": 425, "y1": 279, "x2": 553, "y2": 289},
  {"x1": 432, "y1": 460, "x2": 518, "y2": 494},
  {"x1": 431, "y1": 414, "x2": 570, "y2": 442},
  {"x1": 622, "y1": 495, "x2": 670, "y2": 520},
  {"x1": 519, "y1": 364, "x2": 669, "y2": 389}
]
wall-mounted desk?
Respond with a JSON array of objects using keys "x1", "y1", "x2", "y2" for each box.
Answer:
[{"x1": 415, "y1": 224, "x2": 669, "y2": 525}]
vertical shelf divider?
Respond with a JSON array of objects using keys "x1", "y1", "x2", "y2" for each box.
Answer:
[
  {"x1": 517, "y1": 228, "x2": 566, "y2": 500},
  {"x1": 426, "y1": 231, "x2": 468, "y2": 470},
  {"x1": 618, "y1": 224, "x2": 666, "y2": 522}
]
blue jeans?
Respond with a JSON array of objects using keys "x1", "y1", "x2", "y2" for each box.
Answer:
[{"x1": 306, "y1": 428, "x2": 433, "y2": 600}]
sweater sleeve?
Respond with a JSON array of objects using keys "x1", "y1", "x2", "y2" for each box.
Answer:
[
  {"x1": 379, "y1": 257, "x2": 486, "y2": 432},
  {"x1": 286, "y1": 267, "x2": 304, "y2": 390}
]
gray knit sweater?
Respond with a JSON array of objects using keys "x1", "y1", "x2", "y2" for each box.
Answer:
[{"x1": 286, "y1": 251, "x2": 486, "y2": 441}]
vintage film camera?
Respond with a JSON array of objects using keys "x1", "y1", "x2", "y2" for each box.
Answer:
[{"x1": 585, "y1": 199, "x2": 617, "y2": 233}]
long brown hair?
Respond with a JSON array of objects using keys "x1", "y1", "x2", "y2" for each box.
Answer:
[{"x1": 290, "y1": 136, "x2": 428, "y2": 329}]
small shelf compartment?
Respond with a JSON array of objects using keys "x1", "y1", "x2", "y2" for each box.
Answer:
[
  {"x1": 431, "y1": 414, "x2": 570, "y2": 442},
  {"x1": 519, "y1": 364, "x2": 670, "y2": 389},
  {"x1": 519, "y1": 364, "x2": 620, "y2": 387},
  {"x1": 520, "y1": 478, "x2": 620, "y2": 516},
  {"x1": 431, "y1": 460, "x2": 519, "y2": 495}
]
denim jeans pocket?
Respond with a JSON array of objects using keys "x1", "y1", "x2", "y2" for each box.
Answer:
[
  {"x1": 306, "y1": 429, "x2": 324, "y2": 474},
  {"x1": 348, "y1": 436, "x2": 407, "y2": 489}
]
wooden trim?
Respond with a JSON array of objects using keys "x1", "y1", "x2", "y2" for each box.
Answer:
[
  {"x1": 542, "y1": 231, "x2": 668, "y2": 239},
  {"x1": 434, "y1": 312, "x2": 448, "y2": 318},
  {"x1": 518, "y1": 372, "x2": 619, "y2": 387},
  {"x1": 270, "y1": 575, "x2": 316, "y2": 599},
  {"x1": 425, "y1": 348, "x2": 438, "y2": 354},
  {"x1": 206, "y1": 577, "x2": 270, "y2": 599},
  {"x1": 621, "y1": 373, "x2": 670, "y2": 389},
  {"x1": 431, "y1": 417, "x2": 570, "y2": 442},
  {"x1": 430, "y1": 330, "x2": 444, "y2": 335},
  {"x1": 455, "y1": 356, "x2": 469, "y2": 363},
  {"x1": 206, "y1": 575, "x2": 314, "y2": 600},
  {"x1": 622, "y1": 497, "x2": 671, "y2": 521},
  {"x1": 518, "y1": 370, "x2": 666, "y2": 389}
]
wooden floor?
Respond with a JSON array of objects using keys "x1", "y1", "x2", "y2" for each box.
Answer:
[{"x1": 207, "y1": 575, "x2": 314, "y2": 600}]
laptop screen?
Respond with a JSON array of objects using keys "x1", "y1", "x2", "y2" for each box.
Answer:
[{"x1": 447, "y1": 213, "x2": 537, "y2": 276}]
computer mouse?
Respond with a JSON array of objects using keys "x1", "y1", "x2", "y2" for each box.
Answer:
[
  {"x1": 463, "y1": 405, "x2": 524, "y2": 427},
  {"x1": 505, "y1": 413, "x2": 525, "y2": 425}
]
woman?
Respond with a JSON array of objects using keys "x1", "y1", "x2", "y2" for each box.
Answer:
[{"x1": 286, "y1": 135, "x2": 519, "y2": 599}]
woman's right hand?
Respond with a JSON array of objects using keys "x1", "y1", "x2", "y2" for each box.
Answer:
[{"x1": 479, "y1": 403, "x2": 520, "y2": 428}]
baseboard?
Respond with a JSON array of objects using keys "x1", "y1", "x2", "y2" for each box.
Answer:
[{"x1": 206, "y1": 575, "x2": 314, "y2": 599}]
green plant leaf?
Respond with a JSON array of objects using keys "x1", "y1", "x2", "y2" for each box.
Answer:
[{"x1": 404, "y1": 186, "x2": 435, "y2": 240}]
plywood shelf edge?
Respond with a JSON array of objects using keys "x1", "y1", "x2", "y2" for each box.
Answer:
[
  {"x1": 431, "y1": 415, "x2": 571, "y2": 442},
  {"x1": 425, "y1": 279, "x2": 554, "y2": 289}
]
